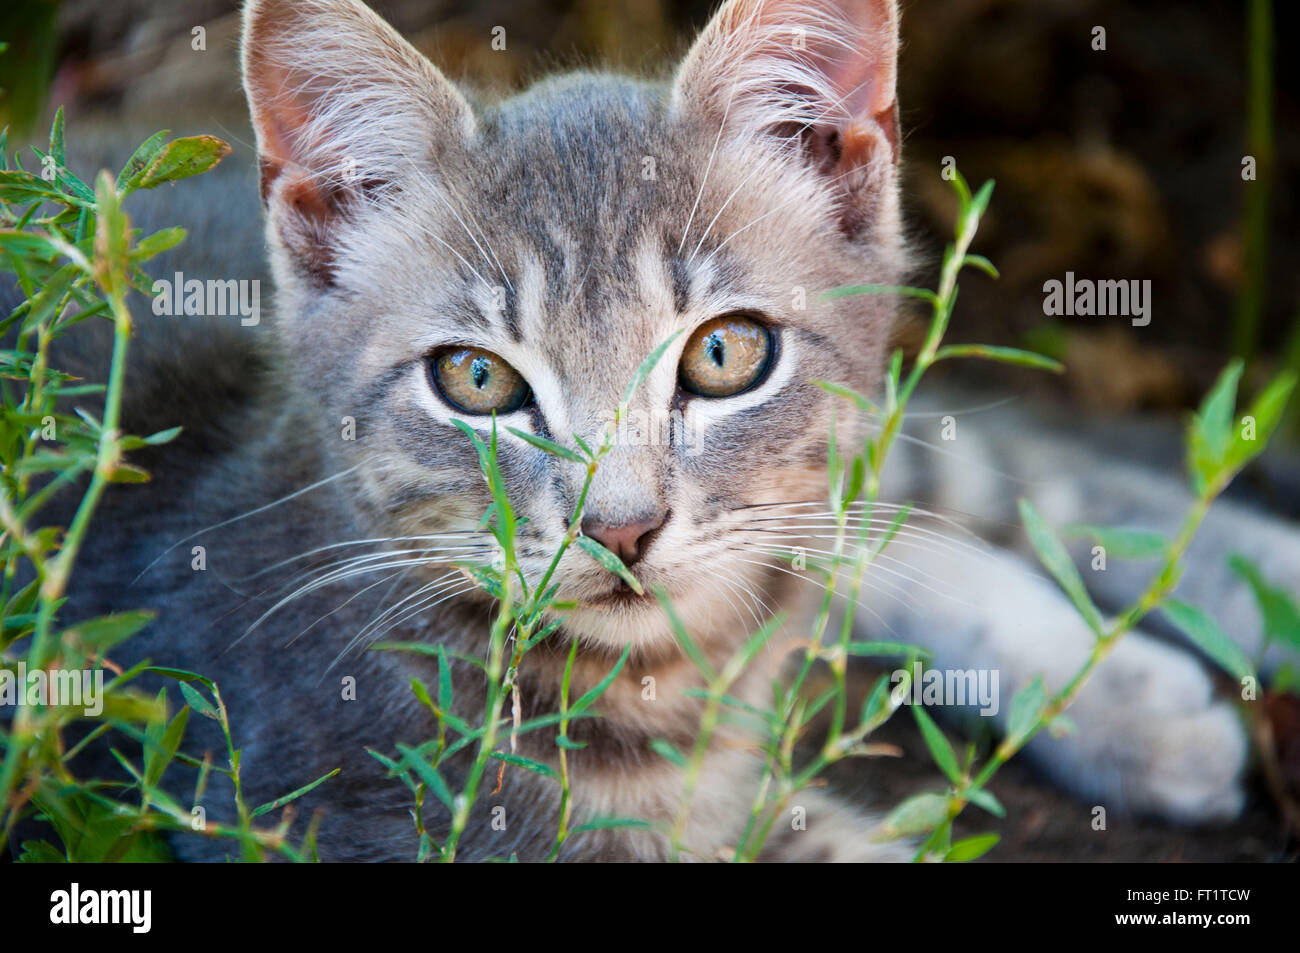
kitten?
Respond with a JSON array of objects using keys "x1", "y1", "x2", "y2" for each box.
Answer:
[{"x1": 42, "y1": 0, "x2": 1270, "y2": 861}]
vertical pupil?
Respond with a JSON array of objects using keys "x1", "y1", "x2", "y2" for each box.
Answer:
[
  {"x1": 705, "y1": 332, "x2": 725, "y2": 367},
  {"x1": 470, "y1": 355, "x2": 490, "y2": 390}
]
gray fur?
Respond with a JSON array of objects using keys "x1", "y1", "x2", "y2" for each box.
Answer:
[{"x1": 20, "y1": 0, "x2": 1292, "y2": 860}]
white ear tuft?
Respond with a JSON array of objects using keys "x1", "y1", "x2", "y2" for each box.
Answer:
[
  {"x1": 673, "y1": 0, "x2": 900, "y2": 230},
  {"x1": 241, "y1": 0, "x2": 474, "y2": 283}
]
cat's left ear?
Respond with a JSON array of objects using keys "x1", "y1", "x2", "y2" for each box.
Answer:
[
  {"x1": 672, "y1": 0, "x2": 899, "y2": 229},
  {"x1": 241, "y1": 0, "x2": 476, "y2": 284}
]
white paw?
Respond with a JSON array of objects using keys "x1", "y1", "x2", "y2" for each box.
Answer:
[{"x1": 1028, "y1": 631, "x2": 1248, "y2": 824}]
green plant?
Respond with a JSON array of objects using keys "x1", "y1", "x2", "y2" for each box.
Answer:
[
  {"x1": 367, "y1": 338, "x2": 685, "y2": 862},
  {"x1": 1, "y1": 112, "x2": 330, "y2": 861}
]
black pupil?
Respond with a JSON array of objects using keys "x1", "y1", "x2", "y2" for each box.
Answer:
[
  {"x1": 705, "y1": 333, "x2": 725, "y2": 367},
  {"x1": 470, "y1": 355, "x2": 490, "y2": 389}
]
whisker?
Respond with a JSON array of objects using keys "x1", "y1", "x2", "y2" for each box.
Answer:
[
  {"x1": 226, "y1": 545, "x2": 483, "y2": 611},
  {"x1": 132, "y1": 464, "x2": 363, "y2": 585},
  {"x1": 736, "y1": 521, "x2": 987, "y2": 562},
  {"x1": 739, "y1": 541, "x2": 976, "y2": 611},
  {"x1": 730, "y1": 555, "x2": 900, "y2": 639},
  {"x1": 237, "y1": 541, "x2": 491, "y2": 590},
  {"x1": 233, "y1": 533, "x2": 488, "y2": 583},
  {"x1": 698, "y1": 563, "x2": 765, "y2": 632},
  {"x1": 339, "y1": 578, "x2": 477, "y2": 663},
  {"x1": 326, "y1": 583, "x2": 479, "y2": 676},
  {"x1": 228, "y1": 556, "x2": 462, "y2": 652},
  {"x1": 869, "y1": 427, "x2": 1026, "y2": 486},
  {"x1": 284, "y1": 568, "x2": 407, "y2": 648}
]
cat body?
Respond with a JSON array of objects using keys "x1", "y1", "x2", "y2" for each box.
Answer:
[{"x1": 26, "y1": 0, "x2": 1287, "y2": 861}]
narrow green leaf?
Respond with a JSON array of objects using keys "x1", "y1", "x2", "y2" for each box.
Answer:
[
  {"x1": 144, "y1": 666, "x2": 216, "y2": 693},
  {"x1": 654, "y1": 586, "x2": 714, "y2": 680},
  {"x1": 252, "y1": 768, "x2": 340, "y2": 817},
  {"x1": 912, "y1": 706, "x2": 961, "y2": 783},
  {"x1": 48, "y1": 107, "x2": 67, "y2": 167},
  {"x1": 1162, "y1": 600, "x2": 1255, "y2": 681},
  {"x1": 814, "y1": 378, "x2": 880, "y2": 414},
  {"x1": 961, "y1": 254, "x2": 999, "y2": 279},
  {"x1": 846, "y1": 640, "x2": 932, "y2": 659},
  {"x1": 821, "y1": 283, "x2": 940, "y2": 306},
  {"x1": 576, "y1": 534, "x2": 643, "y2": 594},
  {"x1": 178, "y1": 681, "x2": 216, "y2": 719},
  {"x1": 622, "y1": 330, "x2": 683, "y2": 405},
  {"x1": 649, "y1": 738, "x2": 687, "y2": 768},
  {"x1": 409, "y1": 678, "x2": 437, "y2": 713},
  {"x1": 1226, "y1": 372, "x2": 1297, "y2": 472},
  {"x1": 144, "y1": 705, "x2": 189, "y2": 788},
  {"x1": 131, "y1": 226, "x2": 187, "y2": 261},
  {"x1": 437, "y1": 648, "x2": 454, "y2": 709},
  {"x1": 947, "y1": 833, "x2": 1000, "y2": 862},
  {"x1": 1005, "y1": 676, "x2": 1046, "y2": 747},
  {"x1": 1197, "y1": 359, "x2": 1244, "y2": 460},
  {"x1": 570, "y1": 643, "x2": 632, "y2": 715},
  {"x1": 63, "y1": 610, "x2": 154, "y2": 655},
  {"x1": 488, "y1": 751, "x2": 558, "y2": 780},
  {"x1": 396, "y1": 743, "x2": 453, "y2": 808},
  {"x1": 1229, "y1": 554, "x2": 1300, "y2": 652},
  {"x1": 933, "y1": 344, "x2": 1063, "y2": 374},
  {"x1": 876, "y1": 792, "x2": 949, "y2": 840},
  {"x1": 1018, "y1": 499, "x2": 1106, "y2": 637},
  {"x1": 116, "y1": 130, "x2": 170, "y2": 191},
  {"x1": 964, "y1": 787, "x2": 1005, "y2": 818},
  {"x1": 18, "y1": 263, "x2": 76, "y2": 335},
  {"x1": 1063, "y1": 524, "x2": 1168, "y2": 561},
  {"x1": 859, "y1": 673, "x2": 894, "y2": 727},
  {"x1": 506, "y1": 426, "x2": 585, "y2": 462},
  {"x1": 93, "y1": 171, "x2": 129, "y2": 299}
]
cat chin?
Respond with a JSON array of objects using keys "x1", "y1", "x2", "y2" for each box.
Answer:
[
  {"x1": 560, "y1": 603, "x2": 680, "y2": 653},
  {"x1": 559, "y1": 584, "x2": 744, "y2": 655}
]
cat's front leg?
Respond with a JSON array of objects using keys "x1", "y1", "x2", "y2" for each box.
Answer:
[
  {"x1": 751, "y1": 787, "x2": 912, "y2": 862},
  {"x1": 858, "y1": 544, "x2": 1249, "y2": 823}
]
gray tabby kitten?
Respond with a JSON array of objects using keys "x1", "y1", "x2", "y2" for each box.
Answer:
[{"x1": 55, "y1": 0, "x2": 1270, "y2": 861}]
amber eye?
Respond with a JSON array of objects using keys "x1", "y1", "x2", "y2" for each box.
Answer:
[
  {"x1": 678, "y1": 315, "x2": 774, "y2": 398},
  {"x1": 429, "y1": 346, "x2": 531, "y2": 415}
]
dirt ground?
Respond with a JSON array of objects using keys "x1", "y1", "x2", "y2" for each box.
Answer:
[{"x1": 820, "y1": 664, "x2": 1297, "y2": 863}]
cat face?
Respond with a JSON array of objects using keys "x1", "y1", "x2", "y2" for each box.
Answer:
[{"x1": 243, "y1": 0, "x2": 901, "y2": 652}]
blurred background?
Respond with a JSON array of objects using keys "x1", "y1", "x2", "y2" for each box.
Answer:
[{"x1": 1, "y1": 0, "x2": 1297, "y2": 860}]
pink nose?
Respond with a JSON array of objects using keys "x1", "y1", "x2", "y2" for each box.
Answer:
[{"x1": 580, "y1": 513, "x2": 667, "y2": 567}]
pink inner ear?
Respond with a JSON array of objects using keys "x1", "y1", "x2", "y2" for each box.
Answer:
[
  {"x1": 250, "y1": 75, "x2": 349, "y2": 216},
  {"x1": 702, "y1": 0, "x2": 899, "y2": 150},
  {"x1": 821, "y1": 36, "x2": 894, "y2": 122},
  {"x1": 249, "y1": 64, "x2": 316, "y2": 193},
  {"x1": 824, "y1": 40, "x2": 898, "y2": 163}
]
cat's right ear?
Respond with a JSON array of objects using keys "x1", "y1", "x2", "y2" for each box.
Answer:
[{"x1": 241, "y1": 0, "x2": 475, "y2": 285}]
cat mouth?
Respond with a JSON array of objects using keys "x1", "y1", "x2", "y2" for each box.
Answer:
[{"x1": 580, "y1": 581, "x2": 654, "y2": 610}]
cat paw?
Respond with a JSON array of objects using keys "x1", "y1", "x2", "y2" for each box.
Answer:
[
  {"x1": 753, "y1": 789, "x2": 913, "y2": 862},
  {"x1": 1027, "y1": 630, "x2": 1248, "y2": 824}
]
